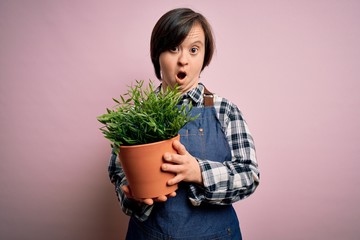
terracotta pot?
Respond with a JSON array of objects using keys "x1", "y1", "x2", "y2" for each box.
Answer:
[{"x1": 119, "y1": 135, "x2": 179, "y2": 199}]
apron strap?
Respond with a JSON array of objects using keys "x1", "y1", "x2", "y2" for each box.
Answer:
[{"x1": 203, "y1": 86, "x2": 214, "y2": 107}]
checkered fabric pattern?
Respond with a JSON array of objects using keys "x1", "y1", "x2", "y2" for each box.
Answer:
[{"x1": 108, "y1": 83, "x2": 260, "y2": 221}]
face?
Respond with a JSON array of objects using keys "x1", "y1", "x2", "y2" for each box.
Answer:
[{"x1": 159, "y1": 23, "x2": 205, "y2": 93}]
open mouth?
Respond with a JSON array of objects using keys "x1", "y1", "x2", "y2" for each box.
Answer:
[{"x1": 177, "y1": 71, "x2": 187, "y2": 80}]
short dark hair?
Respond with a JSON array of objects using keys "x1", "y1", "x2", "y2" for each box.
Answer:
[{"x1": 150, "y1": 8, "x2": 215, "y2": 80}]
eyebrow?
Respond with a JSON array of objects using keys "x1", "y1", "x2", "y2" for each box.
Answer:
[{"x1": 189, "y1": 40, "x2": 204, "y2": 46}]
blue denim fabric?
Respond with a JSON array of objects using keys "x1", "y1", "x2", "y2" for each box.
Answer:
[{"x1": 126, "y1": 105, "x2": 242, "y2": 240}]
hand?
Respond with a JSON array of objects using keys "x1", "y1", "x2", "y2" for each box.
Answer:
[
  {"x1": 121, "y1": 185, "x2": 176, "y2": 205},
  {"x1": 162, "y1": 139, "x2": 203, "y2": 186}
]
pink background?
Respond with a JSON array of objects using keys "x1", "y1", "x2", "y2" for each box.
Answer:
[{"x1": 1, "y1": 1, "x2": 359, "y2": 239}]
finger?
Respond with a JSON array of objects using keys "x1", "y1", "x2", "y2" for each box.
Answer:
[
  {"x1": 163, "y1": 152, "x2": 186, "y2": 165},
  {"x1": 121, "y1": 186, "x2": 156, "y2": 205},
  {"x1": 167, "y1": 191, "x2": 177, "y2": 198},
  {"x1": 142, "y1": 198, "x2": 154, "y2": 205},
  {"x1": 163, "y1": 152, "x2": 172, "y2": 162},
  {"x1": 121, "y1": 185, "x2": 129, "y2": 193},
  {"x1": 121, "y1": 185, "x2": 132, "y2": 198},
  {"x1": 154, "y1": 195, "x2": 167, "y2": 202},
  {"x1": 173, "y1": 140, "x2": 187, "y2": 155},
  {"x1": 162, "y1": 162, "x2": 183, "y2": 172},
  {"x1": 167, "y1": 175, "x2": 184, "y2": 186}
]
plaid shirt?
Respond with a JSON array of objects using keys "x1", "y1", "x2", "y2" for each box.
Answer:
[{"x1": 108, "y1": 83, "x2": 260, "y2": 221}]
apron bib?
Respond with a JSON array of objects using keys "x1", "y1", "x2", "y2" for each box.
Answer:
[{"x1": 126, "y1": 90, "x2": 242, "y2": 240}]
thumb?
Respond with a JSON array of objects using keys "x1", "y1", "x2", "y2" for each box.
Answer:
[{"x1": 121, "y1": 185, "x2": 132, "y2": 197}]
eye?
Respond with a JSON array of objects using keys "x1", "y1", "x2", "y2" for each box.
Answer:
[
  {"x1": 190, "y1": 47, "x2": 199, "y2": 55},
  {"x1": 169, "y1": 46, "x2": 179, "y2": 53}
]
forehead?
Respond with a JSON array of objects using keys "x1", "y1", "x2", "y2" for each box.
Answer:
[{"x1": 182, "y1": 23, "x2": 205, "y2": 44}]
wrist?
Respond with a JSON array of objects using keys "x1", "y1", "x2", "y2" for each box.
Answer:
[{"x1": 194, "y1": 158, "x2": 204, "y2": 185}]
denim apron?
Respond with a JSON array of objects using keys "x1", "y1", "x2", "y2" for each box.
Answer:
[{"x1": 126, "y1": 89, "x2": 242, "y2": 240}]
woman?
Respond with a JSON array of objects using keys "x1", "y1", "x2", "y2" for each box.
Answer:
[{"x1": 108, "y1": 8, "x2": 260, "y2": 239}]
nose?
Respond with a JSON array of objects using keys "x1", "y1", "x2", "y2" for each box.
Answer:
[{"x1": 178, "y1": 51, "x2": 188, "y2": 66}]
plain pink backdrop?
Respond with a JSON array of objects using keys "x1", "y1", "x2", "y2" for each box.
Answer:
[{"x1": 1, "y1": 1, "x2": 359, "y2": 239}]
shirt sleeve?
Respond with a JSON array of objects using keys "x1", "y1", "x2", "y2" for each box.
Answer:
[
  {"x1": 108, "y1": 148, "x2": 153, "y2": 221},
  {"x1": 188, "y1": 96, "x2": 260, "y2": 206}
]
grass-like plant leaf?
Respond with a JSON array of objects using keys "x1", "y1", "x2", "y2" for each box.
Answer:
[{"x1": 97, "y1": 80, "x2": 198, "y2": 147}]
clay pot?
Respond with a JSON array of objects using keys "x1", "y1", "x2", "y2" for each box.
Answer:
[{"x1": 119, "y1": 135, "x2": 179, "y2": 199}]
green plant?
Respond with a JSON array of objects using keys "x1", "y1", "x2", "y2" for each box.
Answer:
[{"x1": 97, "y1": 80, "x2": 198, "y2": 147}]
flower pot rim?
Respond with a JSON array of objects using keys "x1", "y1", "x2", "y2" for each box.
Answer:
[{"x1": 119, "y1": 134, "x2": 180, "y2": 149}]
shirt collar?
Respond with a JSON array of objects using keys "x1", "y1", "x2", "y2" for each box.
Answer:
[
  {"x1": 156, "y1": 83, "x2": 205, "y2": 105},
  {"x1": 183, "y1": 83, "x2": 204, "y2": 105}
]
